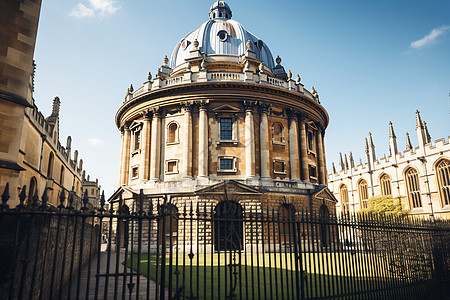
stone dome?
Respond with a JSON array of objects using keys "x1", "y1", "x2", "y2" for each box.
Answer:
[{"x1": 170, "y1": 1, "x2": 275, "y2": 70}]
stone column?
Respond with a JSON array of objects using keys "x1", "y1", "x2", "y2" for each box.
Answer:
[
  {"x1": 198, "y1": 101, "x2": 209, "y2": 177},
  {"x1": 139, "y1": 111, "x2": 151, "y2": 180},
  {"x1": 259, "y1": 102, "x2": 270, "y2": 179},
  {"x1": 121, "y1": 124, "x2": 131, "y2": 185},
  {"x1": 244, "y1": 101, "x2": 256, "y2": 178},
  {"x1": 316, "y1": 125, "x2": 326, "y2": 184},
  {"x1": 288, "y1": 112, "x2": 300, "y2": 181},
  {"x1": 182, "y1": 102, "x2": 193, "y2": 178},
  {"x1": 150, "y1": 108, "x2": 162, "y2": 181},
  {"x1": 299, "y1": 117, "x2": 309, "y2": 181},
  {"x1": 321, "y1": 129, "x2": 328, "y2": 185},
  {"x1": 118, "y1": 127, "x2": 125, "y2": 185}
]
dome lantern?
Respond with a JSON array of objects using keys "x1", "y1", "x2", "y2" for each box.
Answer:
[{"x1": 209, "y1": 1, "x2": 232, "y2": 20}]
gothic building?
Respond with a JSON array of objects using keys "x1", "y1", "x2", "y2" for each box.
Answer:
[
  {"x1": 328, "y1": 110, "x2": 450, "y2": 218},
  {"x1": 111, "y1": 1, "x2": 336, "y2": 251},
  {"x1": 0, "y1": 0, "x2": 100, "y2": 209}
]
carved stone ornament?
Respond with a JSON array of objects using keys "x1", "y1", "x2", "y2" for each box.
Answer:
[
  {"x1": 193, "y1": 39, "x2": 199, "y2": 49},
  {"x1": 198, "y1": 100, "x2": 210, "y2": 111},
  {"x1": 259, "y1": 62, "x2": 264, "y2": 73},
  {"x1": 246, "y1": 39, "x2": 252, "y2": 51},
  {"x1": 287, "y1": 70, "x2": 292, "y2": 80},
  {"x1": 257, "y1": 101, "x2": 270, "y2": 113},
  {"x1": 276, "y1": 55, "x2": 282, "y2": 65},
  {"x1": 163, "y1": 55, "x2": 169, "y2": 66},
  {"x1": 152, "y1": 106, "x2": 162, "y2": 117},
  {"x1": 243, "y1": 100, "x2": 256, "y2": 111},
  {"x1": 147, "y1": 72, "x2": 152, "y2": 81},
  {"x1": 296, "y1": 74, "x2": 301, "y2": 84},
  {"x1": 182, "y1": 101, "x2": 194, "y2": 112},
  {"x1": 141, "y1": 109, "x2": 152, "y2": 120}
]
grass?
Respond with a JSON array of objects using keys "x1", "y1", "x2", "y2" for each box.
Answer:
[{"x1": 125, "y1": 251, "x2": 416, "y2": 299}]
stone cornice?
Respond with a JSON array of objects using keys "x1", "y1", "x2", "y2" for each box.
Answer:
[
  {"x1": 0, "y1": 89, "x2": 33, "y2": 108},
  {"x1": 116, "y1": 82, "x2": 329, "y2": 129}
]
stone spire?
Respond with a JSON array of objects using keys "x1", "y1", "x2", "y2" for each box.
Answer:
[
  {"x1": 368, "y1": 132, "x2": 376, "y2": 162},
  {"x1": 406, "y1": 132, "x2": 412, "y2": 150},
  {"x1": 423, "y1": 121, "x2": 431, "y2": 144},
  {"x1": 332, "y1": 162, "x2": 336, "y2": 174},
  {"x1": 344, "y1": 154, "x2": 349, "y2": 170},
  {"x1": 415, "y1": 110, "x2": 426, "y2": 148},
  {"x1": 389, "y1": 121, "x2": 398, "y2": 156},
  {"x1": 339, "y1": 152, "x2": 345, "y2": 171},
  {"x1": 349, "y1": 152, "x2": 355, "y2": 168}
]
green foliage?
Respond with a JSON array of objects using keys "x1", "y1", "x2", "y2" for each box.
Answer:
[{"x1": 362, "y1": 196, "x2": 408, "y2": 216}]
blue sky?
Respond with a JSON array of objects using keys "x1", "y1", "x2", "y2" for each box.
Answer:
[{"x1": 33, "y1": 0, "x2": 450, "y2": 196}]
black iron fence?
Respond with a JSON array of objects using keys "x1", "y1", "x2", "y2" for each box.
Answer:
[{"x1": 0, "y1": 183, "x2": 449, "y2": 299}]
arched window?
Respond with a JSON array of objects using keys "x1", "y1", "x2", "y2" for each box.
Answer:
[
  {"x1": 405, "y1": 167, "x2": 422, "y2": 208},
  {"x1": 272, "y1": 123, "x2": 284, "y2": 144},
  {"x1": 167, "y1": 122, "x2": 179, "y2": 144},
  {"x1": 358, "y1": 179, "x2": 369, "y2": 209},
  {"x1": 158, "y1": 203, "x2": 178, "y2": 245},
  {"x1": 28, "y1": 177, "x2": 37, "y2": 203},
  {"x1": 47, "y1": 152, "x2": 54, "y2": 179},
  {"x1": 339, "y1": 184, "x2": 349, "y2": 214},
  {"x1": 60, "y1": 166, "x2": 65, "y2": 185},
  {"x1": 380, "y1": 174, "x2": 392, "y2": 196},
  {"x1": 279, "y1": 204, "x2": 295, "y2": 243},
  {"x1": 436, "y1": 159, "x2": 450, "y2": 206}
]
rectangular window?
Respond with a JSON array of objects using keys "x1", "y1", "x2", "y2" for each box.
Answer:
[
  {"x1": 307, "y1": 131, "x2": 315, "y2": 152},
  {"x1": 131, "y1": 166, "x2": 139, "y2": 179},
  {"x1": 166, "y1": 160, "x2": 179, "y2": 174},
  {"x1": 220, "y1": 118, "x2": 233, "y2": 140},
  {"x1": 134, "y1": 130, "x2": 141, "y2": 151},
  {"x1": 218, "y1": 156, "x2": 236, "y2": 172},
  {"x1": 309, "y1": 165, "x2": 317, "y2": 183},
  {"x1": 273, "y1": 160, "x2": 286, "y2": 174}
]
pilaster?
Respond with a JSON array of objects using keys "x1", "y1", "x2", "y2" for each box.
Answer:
[
  {"x1": 288, "y1": 110, "x2": 300, "y2": 181},
  {"x1": 244, "y1": 100, "x2": 256, "y2": 178},
  {"x1": 299, "y1": 115, "x2": 309, "y2": 181},
  {"x1": 198, "y1": 100, "x2": 209, "y2": 177},
  {"x1": 150, "y1": 108, "x2": 162, "y2": 181},
  {"x1": 259, "y1": 102, "x2": 270, "y2": 179},
  {"x1": 139, "y1": 110, "x2": 152, "y2": 181},
  {"x1": 182, "y1": 102, "x2": 193, "y2": 178}
]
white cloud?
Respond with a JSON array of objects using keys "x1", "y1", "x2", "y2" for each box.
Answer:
[
  {"x1": 88, "y1": 138, "x2": 104, "y2": 146},
  {"x1": 89, "y1": 0, "x2": 120, "y2": 16},
  {"x1": 70, "y1": 0, "x2": 120, "y2": 19},
  {"x1": 410, "y1": 25, "x2": 450, "y2": 49},
  {"x1": 69, "y1": 3, "x2": 95, "y2": 18}
]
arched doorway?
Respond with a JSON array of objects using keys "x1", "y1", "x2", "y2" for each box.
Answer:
[
  {"x1": 279, "y1": 204, "x2": 296, "y2": 244},
  {"x1": 214, "y1": 201, "x2": 243, "y2": 251},
  {"x1": 319, "y1": 204, "x2": 330, "y2": 248}
]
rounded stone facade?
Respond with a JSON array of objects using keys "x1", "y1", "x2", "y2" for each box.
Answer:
[{"x1": 114, "y1": 1, "x2": 335, "y2": 220}]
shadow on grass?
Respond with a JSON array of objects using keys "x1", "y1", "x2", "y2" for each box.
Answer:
[{"x1": 127, "y1": 254, "x2": 440, "y2": 300}]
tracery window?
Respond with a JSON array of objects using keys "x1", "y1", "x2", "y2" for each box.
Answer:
[
  {"x1": 380, "y1": 174, "x2": 392, "y2": 196},
  {"x1": 60, "y1": 166, "x2": 65, "y2": 185},
  {"x1": 29, "y1": 177, "x2": 37, "y2": 203},
  {"x1": 405, "y1": 168, "x2": 422, "y2": 208},
  {"x1": 47, "y1": 152, "x2": 54, "y2": 179},
  {"x1": 436, "y1": 159, "x2": 450, "y2": 206},
  {"x1": 339, "y1": 184, "x2": 349, "y2": 214},
  {"x1": 272, "y1": 123, "x2": 284, "y2": 144},
  {"x1": 358, "y1": 179, "x2": 369, "y2": 209}
]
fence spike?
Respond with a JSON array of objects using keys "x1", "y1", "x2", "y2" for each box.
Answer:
[
  {"x1": 18, "y1": 185, "x2": 27, "y2": 209},
  {"x1": 68, "y1": 188, "x2": 74, "y2": 210},
  {"x1": 148, "y1": 196, "x2": 153, "y2": 216},
  {"x1": 31, "y1": 187, "x2": 39, "y2": 210},
  {"x1": 0, "y1": 182, "x2": 10, "y2": 210},
  {"x1": 41, "y1": 187, "x2": 48, "y2": 210},
  {"x1": 99, "y1": 190, "x2": 105, "y2": 212},
  {"x1": 81, "y1": 189, "x2": 89, "y2": 211},
  {"x1": 58, "y1": 189, "x2": 66, "y2": 209},
  {"x1": 138, "y1": 189, "x2": 144, "y2": 215}
]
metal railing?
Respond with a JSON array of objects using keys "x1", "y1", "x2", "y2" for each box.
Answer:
[{"x1": 0, "y1": 183, "x2": 449, "y2": 299}]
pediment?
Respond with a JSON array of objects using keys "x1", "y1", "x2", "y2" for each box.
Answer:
[
  {"x1": 196, "y1": 180, "x2": 262, "y2": 195},
  {"x1": 212, "y1": 104, "x2": 241, "y2": 113},
  {"x1": 312, "y1": 186, "x2": 338, "y2": 203}
]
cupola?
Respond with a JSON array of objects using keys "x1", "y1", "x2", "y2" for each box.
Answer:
[{"x1": 209, "y1": 0, "x2": 232, "y2": 20}]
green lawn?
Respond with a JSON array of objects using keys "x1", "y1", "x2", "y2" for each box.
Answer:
[{"x1": 126, "y1": 252, "x2": 408, "y2": 299}]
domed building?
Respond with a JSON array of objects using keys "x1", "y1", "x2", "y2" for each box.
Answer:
[{"x1": 111, "y1": 1, "x2": 336, "y2": 250}]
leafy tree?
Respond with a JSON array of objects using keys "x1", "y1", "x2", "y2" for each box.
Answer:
[{"x1": 361, "y1": 195, "x2": 408, "y2": 216}]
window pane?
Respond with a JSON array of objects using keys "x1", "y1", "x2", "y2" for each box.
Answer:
[
  {"x1": 220, "y1": 118, "x2": 232, "y2": 140},
  {"x1": 220, "y1": 158, "x2": 233, "y2": 170}
]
